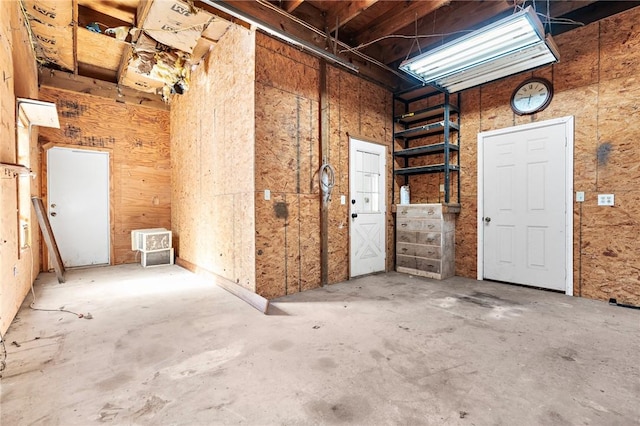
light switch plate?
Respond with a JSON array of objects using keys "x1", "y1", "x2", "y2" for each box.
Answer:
[
  {"x1": 597, "y1": 194, "x2": 614, "y2": 206},
  {"x1": 576, "y1": 191, "x2": 585, "y2": 202},
  {"x1": 439, "y1": 184, "x2": 445, "y2": 192},
  {"x1": 264, "y1": 189, "x2": 270, "y2": 201},
  {"x1": 340, "y1": 195, "x2": 346, "y2": 205}
]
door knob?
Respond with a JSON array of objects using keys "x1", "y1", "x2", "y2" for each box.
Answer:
[
  {"x1": 50, "y1": 203, "x2": 56, "y2": 208},
  {"x1": 351, "y1": 213, "x2": 358, "y2": 218},
  {"x1": 484, "y1": 217, "x2": 491, "y2": 223},
  {"x1": 50, "y1": 212, "x2": 57, "y2": 217}
]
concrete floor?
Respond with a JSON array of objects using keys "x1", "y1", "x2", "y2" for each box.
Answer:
[{"x1": 1, "y1": 265, "x2": 638, "y2": 425}]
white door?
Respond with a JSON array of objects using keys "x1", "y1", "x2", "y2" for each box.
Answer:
[
  {"x1": 479, "y1": 118, "x2": 573, "y2": 292},
  {"x1": 349, "y1": 138, "x2": 386, "y2": 277},
  {"x1": 47, "y1": 147, "x2": 110, "y2": 267}
]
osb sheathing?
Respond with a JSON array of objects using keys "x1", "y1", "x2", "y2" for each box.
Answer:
[
  {"x1": 1, "y1": 1, "x2": 40, "y2": 334},
  {"x1": 171, "y1": 25, "x2": 256, "y2": 290},
  {"x1": 255, "y1": 33, "x2": 393, "y2": 298},
  {"x1": 38, "y1": 87, "x2": 170, "y2": 265},
  {"x1": 456, "y1": 6, "x2": 640, "y2": 304}
]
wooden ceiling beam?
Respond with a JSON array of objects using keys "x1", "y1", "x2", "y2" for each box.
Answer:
[
  {"x1": 77, "y1": 0, "x2": 136, "y2": 24},
  {"x1": 326, "y1": 0, "x2": 379, "y2": 33},
  {"x1": 284, "y1": 0, "x2": 304, "y2": 13},
  {"x1": 354, "y1": 0, "x2": 450, "y2": 46},
  {"x1": 39, "y1": 69, "x2": 168, "y2": 110}
]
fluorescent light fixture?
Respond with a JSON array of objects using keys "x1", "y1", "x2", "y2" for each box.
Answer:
[{"x1": 399, "y1": 6, "x2": 559, "y2": 92}]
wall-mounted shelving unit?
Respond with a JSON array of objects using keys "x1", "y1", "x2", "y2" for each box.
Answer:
[{"x1": 393, "y1": 86, "x2": 460, "y2": 204}]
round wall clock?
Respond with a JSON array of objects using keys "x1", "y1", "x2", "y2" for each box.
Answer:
[{"x1": 510, "y1": 78, "x2": 553, "y2": 115}]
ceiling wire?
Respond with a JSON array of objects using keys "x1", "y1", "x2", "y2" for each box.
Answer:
[{"x1": 341, "y1": 32, "x2": 472, "y2": 55}]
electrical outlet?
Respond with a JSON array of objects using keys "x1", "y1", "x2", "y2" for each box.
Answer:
[
  {"x1": 340, "y1": 195, "x2": 346, "y2": 205},
  {"x1": 576, "y1": 191, "x2": 585, "y2": 202},
  {"x1": 439, "y1": 184, "x2": 445, "y2": 192},
  {"x1": 597, "y1": 194, "x2": 614, "y2": 206},
  {"x1": 13, "y1": 265, "x2": 18, "y2": 276},
  {"x1": 264, "y1": 189, "x2": 271, "y2": 201}
]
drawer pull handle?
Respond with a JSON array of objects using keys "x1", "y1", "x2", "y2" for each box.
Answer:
[
  {"x1": 401, "y1": 223, "x2": 407, "y2": 227},
  {"x1": 428, "y1": 224, "x2": 434, "y2": 229},
  {"x1": 428, "y1": 210, "x2": 434, "y2": 215},
  {"x1": 401, "y1": 210, "x2": 408, "y2": 215},
  {"x1": 427, "y1": 238, "x2": 434, "y2": 243},
  {"x1": 401, "y1": 248, "x2": 407, "y2": 252}
]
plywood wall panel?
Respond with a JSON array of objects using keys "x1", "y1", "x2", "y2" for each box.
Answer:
[
  {"x1": 256, "y1": 85, "x2": 306, "y2": 192},
  {"x1": 599, "y1": 6, "x2": 640, "y2": 81},
  {"x1": 255, "y1": 192, "x2": 287, "y2": 298},
  {"x1": 171, "y1": 24, "x2": 256, "y2": 290},
  {"x1": 328, "y1": 196, "x2": 349, "y2": 284},
  {"x1": 256, "y1": 45, "x2": 319, "y2": 101},
  {"x1": 478, "y1": 74, "x2": 522, "y2": 132},
  {"x1": 359, "y1": 82, "x2": 388, "y2": 142},
  {"x1": 455, "y1": 88, "x2": 480, "y2": 278},
  {"x1": 595, "y1": 76, "x2": 640, "y2": 191},
  {"x1": 234, "y1": 192, "x2": 258, "y2": 289},
  {"x1": 553, "y1": 24, "x2": 599, "y2": 92},
  {"x1": 257, "y1": 34, "x2": 319, "y2": 69},
  {"x1": 300, "y1": 193, "x2": 321, "y2": 291},
  {"x1": 554, "y1": 86, "x2": 598, "y2": 192}
]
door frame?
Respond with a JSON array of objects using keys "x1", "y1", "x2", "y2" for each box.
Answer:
[
  {"x1": 476, "y1": 116, "x2": 574, "y2": 295},
  {"x1": 43, "y1": 143, "x2": 114, "y2": 268},
  {"x1": 348, "y1": 136, "x2": 387, "y2": 278}
]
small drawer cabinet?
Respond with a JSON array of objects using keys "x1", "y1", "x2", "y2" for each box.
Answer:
[{"x1": 395, "y1": 203, "x2": 456, "y2": 280}]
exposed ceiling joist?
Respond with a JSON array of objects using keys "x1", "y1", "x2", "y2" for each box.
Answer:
[
  {"x1": 39, "y1": 69, "x2": 169, "y2": 110},
  {"x1": 326, "y1": 0, "x2": 378, "y2": 34},
  {"x1": 284, "y1": 0, "x2": 304, "y2": 13},
  {"x1": 77, "y1": 0, "x2": 137, "y2": 24},
  {"x1": 354, "y1": 0, "x2": 450, "y2": 46}
]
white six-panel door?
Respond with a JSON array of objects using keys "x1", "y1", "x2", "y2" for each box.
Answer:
[
  {"x1": 47, "y1": 147, "x2": 110, "y2": 267},
  {"x1": 479, "y1": 117, "x2": 573, "y2": 292},
  {"x1": 349, "y1": 138, "x2": 386, "y2": 277}
]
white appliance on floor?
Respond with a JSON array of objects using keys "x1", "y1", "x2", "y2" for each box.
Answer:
[{"x1": 131, "y1": 228, "x2": 174, "y2": 267}]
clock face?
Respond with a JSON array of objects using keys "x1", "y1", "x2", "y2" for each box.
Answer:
[{"x1": 511, "y1": 78, "x2": 553, "y2": 115}]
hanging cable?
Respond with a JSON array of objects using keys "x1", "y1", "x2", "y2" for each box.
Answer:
[
  {"x1": 25, "y1": 245, "x2": 92, "y2": 319},
  {"x1": 319, "y1": 162, "x2": 335, "y2": 204}
]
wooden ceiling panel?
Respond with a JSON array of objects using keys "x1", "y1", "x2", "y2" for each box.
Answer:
[
  {"x1": 78, "y1": 0, "x2": 139, "y2": 24},
  {"x1": 77, "y1": 27, "x2": 127, "y2": 74}
]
